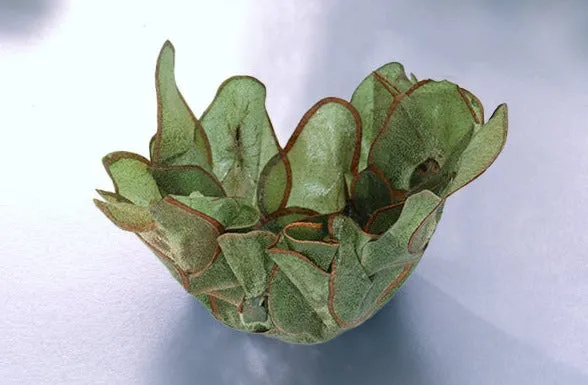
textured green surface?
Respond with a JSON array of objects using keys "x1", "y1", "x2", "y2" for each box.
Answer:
[{"x1": 95, "y1": 40, "x2": 508, "y2": 344}]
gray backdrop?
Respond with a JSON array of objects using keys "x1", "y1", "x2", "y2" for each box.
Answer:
[{"x1": 1, "y1": 0, "x2": 587, "y2": 384}]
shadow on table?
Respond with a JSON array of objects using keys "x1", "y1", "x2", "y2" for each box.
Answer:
[
  {"x1": 151, "y1": 275, "x2": 587, "y2": 385},
  {"x1": 0, "y1": 0, "x2": 65, "y2": 41}
]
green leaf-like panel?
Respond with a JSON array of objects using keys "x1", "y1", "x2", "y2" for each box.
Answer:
[
  {"x1": 283, "y1": 98, "x2": 362, "y2": 214},
  {"x1": 102, "y1": 152, "x2": 161, "y2": 206},
  {"x1": 200, "y1": 76, "x2": 281, "y2": 202},
  {"x1": 152, "y1": 41, "x2": 212, "y2": 169},
  {"x1": 351, "y1": 62, "x2": 414, "y2": 170}
]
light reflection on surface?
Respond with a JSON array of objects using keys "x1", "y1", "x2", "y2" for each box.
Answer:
[{"x1": 1, "y1": 1, "x2": 587, "y2": 384}]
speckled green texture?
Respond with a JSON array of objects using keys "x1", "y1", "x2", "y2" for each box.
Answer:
[{"x1": 95, "y1": 41, "x2": 508, "y2": 344}]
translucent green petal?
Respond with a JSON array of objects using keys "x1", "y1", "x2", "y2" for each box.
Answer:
[
  {"x1": 216, "y1": 231, "x2": 277, "y2": 298},
  {"x1": 350, "y1": 62, "x2": 413, "y2": 170},
  {"x1": 259, "y1": 207, "x2": 318, "y2": 233},
  {"x1": 102, "y1": 151, "x2": 161, "y2": 206},
  {"x1": 283, "y1": 98, "x2": 361, "y2": 214},
  {"x1": 187, "y1": 253, "x2": 240, "y2": 294},
  {"x1": 268, "y1": 249, "x2": 335, "y2": 329},
  {"x1": 200, "y1": 76, "x2": 280, "y2": 202},
  {"x1": 327, "y1": 215, "x2": 374, "y2": 327},
  {"x1": 152, "y1": 41, "x2": 212, "y2": 169},
  {"x1": 148, "y1": 196, "x2": 222, "y2": 273},
  {"x1": 282, "y1": 222, "x2": 338, "y2": 271},
  {"x1": 350, "y1": 165, "x2": 394, "y2": 227},
  {"x1": 361, "y1": 190, "x2": 442, "y2": 275},
  {"x1": 257, "y1": 152, "x2": 290, "y2": 216},
  {"x1": 368, "y1": 80, "x2": 477, "y2": 191},
  {"x1": 173, "y1": 193, "x2": 260, "y2": 230},
  {"x1": 268, "y1": 267, "x2": 326, "y2": 342},
  {"x1": 364, "y1": 202, "x2": 404, "y2": 234}
]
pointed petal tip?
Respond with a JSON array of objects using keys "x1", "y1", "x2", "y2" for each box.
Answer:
[
  {"x1": 93, "y1": 198, "x2": 106, "y2": 210},
  {"x1": 161, "y1": 40, "x2": 175, "y2": 52}
]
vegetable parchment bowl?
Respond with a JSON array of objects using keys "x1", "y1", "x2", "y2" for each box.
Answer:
[{"x1": 94, "y1": 41, "x2": 508, "y2": 344}]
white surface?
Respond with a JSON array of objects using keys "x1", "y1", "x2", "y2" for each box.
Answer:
[{"x1": 1, "y1": 1, "x2": 587, "y2": 384}]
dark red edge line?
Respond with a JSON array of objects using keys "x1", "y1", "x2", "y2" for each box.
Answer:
[
  {"x1": 457, "y1": 86, "x2": 480, "y2": 125},
  {"x1": 367, "y1": 79, "x2": 432, "y2": 166},
  {"x1": 282, "y1": 222, "x2": 341, "y2": 248},
  {"x1": 266, "y1": 248, "x2": 330, "y2": 275},
  {"x1": 259, "y1": 207, "x2": 319, "y2": 227},
  {"x1": 375, "y1": 263, "x2": 413, "y2": 306},
  {"x1": 373, "y1": 71, "x2": 401, "y2": 96},
  {"x1": 163, "y1": 195, "x2": 225, "y2": 232},
  {"x1": 363, "y1": 200, "x2": 406, "y2": 235}
]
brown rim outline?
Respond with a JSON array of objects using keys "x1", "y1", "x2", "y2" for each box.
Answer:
[
  {"x1": 375, "y1": 263, "x2": 414, "y2": 306},
  {"x1": 328, "y1": 261, "x2": 416, "y2": 328},
  {"x1": 367, "y1": 79, "x2": 432, "y2": 166},
  {"x1": 349, "y1": 164, "x2": 397, "y2": 213},
  {"x1": 407, "y1": 200, "x2": 444, "y2": 254},
  {"x1": 189, "y1": 280, "x2": 242, "y2": 295},
  {"x1": 326, "y1": 258, "x2": 352, "y2": 327},
  {"x1": 258, "y1": 207, "x2": 319, "y2": 228},
  {"x1": 267, "y1": 264, "x2": 300, "y2": 336},
  {"x1": 282, "y1": 222, "x2": 341, "y2": 249},
  {"x1": 256, "y1": 151, "x2": 292, "y2": 216},
  {"x1": 152, "y1": 41, "x2": 213, "y2": 168},
  {"x1": 363, "y1": 200, "x2": 406, "y2": 234},
  {"x1": 327, "y1": 213, "x2": 379, "y2": 241},
  {"x1": 185, "y1": 245, "x2": 222, "y2": 277},
  {"x1": 93, "y1": 199, "x2": 156, "y2": 233},
  {"x1": 237, "y1": 295, "x2": 246, "y2": 313},
  {"x1": 457, "y1": 86, "x2": 481, "y2": 125},
  {"x1": 208, "y1": 289, "x2": 243, "y2": 307},
  {"x1": 267, "y1": 248, "x2": 331, "y2": 275},
  {"x1": 162, "y1": 195, "x2": 225, "y2": 233},
  {"x1": 457, "y1": 86, "x2": 485, "y2": 124},
  {"x1": 209, "y1": 295, "x2": 220, "y2": 319},
  {"x1": 149, "y1": 163, "x2": 226, "y2": 196},
  {"x1": 373, "y1": 71, "x2": 402, "y2": 96},
  {"x1": 137, "y1": 233, "x2": 189, "y2": 290}
]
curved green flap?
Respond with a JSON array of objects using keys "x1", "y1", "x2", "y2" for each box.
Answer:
[
  {"x1": 283, "y1": 97, "x2": 362, "y2": 214},
  {"x1": 350, "y1": 62, "x2": 414, "y2": 170},
  {"x1": 152, "y1": 41, "x2": 212, "y2": 169},
  {"x1": 150, "y1": 164, "x2": 225, "y2": 197},
  {"x1": 102, "y1": 151, "x2": 161, "y2": 206},
  {"x1": 149, "y1": 196, "x2": 222, "y2": 273},
  {"x1": 361, "y1": 190, "x2": 442, "y2": 275},
  {"x1": 94, "y1": 200, "x2": 155, "y2": 232},
  {"x1": 173, "y1": 192, "x2": 260, "y2": 230},
  {"x1": 368, "y1": 80, "x2": 477, "y2": 191},
  {"x1": 200, "y1": 76, "x2": 280, "y2": 202},
  {"x1": 216, "y1": 230, "x2": 277, "y2": 298}
]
